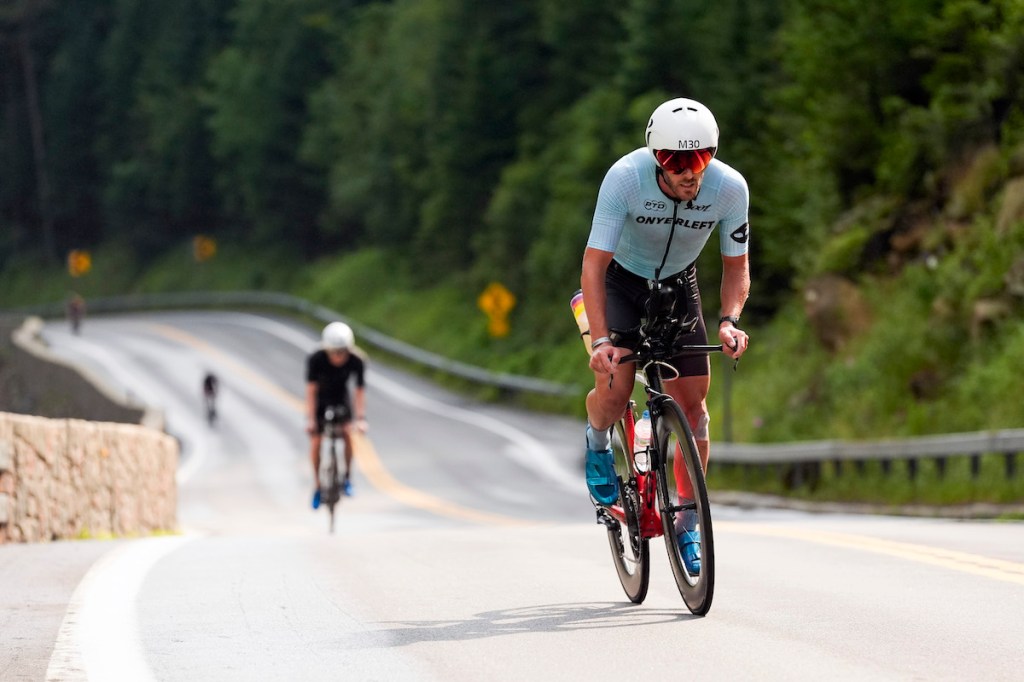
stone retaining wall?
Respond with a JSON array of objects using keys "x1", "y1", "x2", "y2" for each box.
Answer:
[
  {"x1": 0, "y1": 412, "x2": 178, "y2": 543},
  {"x1": 0, "y1": 316, "x2": 177, "y2": 543}
]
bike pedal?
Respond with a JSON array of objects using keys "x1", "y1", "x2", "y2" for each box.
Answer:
[{"x1": 595, "y1": 510, "x2": 619, "y2": 531}]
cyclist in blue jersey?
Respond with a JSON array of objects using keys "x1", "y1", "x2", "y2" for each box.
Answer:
[
  {"x1": 581, "y1": 98, "x2": 750, "y2": 575},
  {"x1": 306, "y1": 322, "x2": 367, "y2": 509}
]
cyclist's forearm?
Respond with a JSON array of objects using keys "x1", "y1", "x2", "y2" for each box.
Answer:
[
  {"x1": 305, "y1": 383, "x2": 318, "y2": 422},
  {"x1": 583, "y1": 289, "x2": 609, "y2": 340},
  {"x1": 353, "y1": 388, "x2": 366, "y2": 420},
  {"x1": 581, "y1": 248, "x2": 613, "y2": 342},
  {"x1": 720, "y1": 254, "x2": 750, "y2": 320}
]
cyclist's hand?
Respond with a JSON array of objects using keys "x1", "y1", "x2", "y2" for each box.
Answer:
[
  {"x1": 589, "y1": 344, "x2": 630, "y2": 375},
  {"x1": 306, "y1": 420, "x2": 318, "y2": 436},
  {"x1": 355, "y1": 418, "x2": 368, "y2": 433},
  {"x1": 719, "y1": 324, "x2": 749, "y2": 359}
]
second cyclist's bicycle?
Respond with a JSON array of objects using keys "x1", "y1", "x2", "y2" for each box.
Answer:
[
  {"x1": 591, "y1": 282, "x2": 728, "y2": 616},
  {"x1": 319, "y1": 405, "x2": 348, "y2": 533}
]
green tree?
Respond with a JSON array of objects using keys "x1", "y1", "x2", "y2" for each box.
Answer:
[
  {"x1": 877, "y1": 0, "x2": 1024, "y2": 195},
  {"x1": 204, "y1": 0, "x2": 348, "y2": 253},
  {"x1": 412, "y1": 1, "x2": 545, "y2": 272},
  {"x1": 755, "y1": 0, "x2": 941, "y2": 291},
  {"x1": 0, "y1": 0, "x2": 58, "y2": 265},
  {"x1": 43, "y1": 0, "x2": 112, "y2": 253},
  {"x1": 98, "y1": 0, "x2": 232, "y2": 260},
  {"x1": 303, "y1": 2, "x2": 424, "y2": 252},
  {"x1": 308, "y1": 0, "x2": 550, "y2": 274}
]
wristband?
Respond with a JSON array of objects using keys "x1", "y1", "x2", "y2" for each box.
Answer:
[
  {"x1": 719, "y1": 315, "x2": 740, "y2": 327},
  {"x1": 591, "y1": 336, "x2": 612, "y2": 350}
]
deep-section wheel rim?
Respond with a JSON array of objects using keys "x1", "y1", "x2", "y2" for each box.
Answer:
[
  {"x1": 653, "y1": 401, "x2": 715, "y2": 615},
  {"x1": 325, "y1": 446, "x2": 341, "y2": 533},
  {"x1": 606, "y1": 421, "x2": 649, "y2": 603}
]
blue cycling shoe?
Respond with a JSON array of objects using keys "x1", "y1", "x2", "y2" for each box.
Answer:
[
  {"x1": 678, "y1": 530, "x2": 701, "y2": 575},
  {"x1": 585, "y1": 448, "x2": 619, "y2": 505},
  {"x1": 311, "y1": 488, "x2": 321, "y2": 510},
  {"x1": 343, "y1": 478, "x2": 353, "y2": 497}
]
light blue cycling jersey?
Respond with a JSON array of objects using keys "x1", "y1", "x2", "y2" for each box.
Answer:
[{"x1": 588, "y1": 147, "x2": 749, "y2": 280}]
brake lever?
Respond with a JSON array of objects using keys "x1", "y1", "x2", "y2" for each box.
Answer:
[{"x1": 607, "y1": 352, "x2": 639, "y2": 388}]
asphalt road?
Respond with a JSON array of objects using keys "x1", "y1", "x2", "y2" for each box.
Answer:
[{"x1": 1, "y1": 311, "x2": 1022, "y2": 681}]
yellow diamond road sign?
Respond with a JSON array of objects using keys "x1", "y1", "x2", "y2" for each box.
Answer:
[
  {"x1": 478, "y1": 282, "x2": 516, "y2": 338},
  {"x1": 478, "y1": 282, "x2": 515, "y2": 316},
  {"x1": 67, "y1": 249, "x2": 92, "y2": 277},
  {"x1": 193, "y1": 235, "x2": 217, "y2": 262}
]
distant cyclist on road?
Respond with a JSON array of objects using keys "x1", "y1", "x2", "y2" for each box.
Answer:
[
  {"x1": 306, "y1": 322, "x2": 367, "y2": 509},
  {"x1": 66, "y1": 293, "x2": 86, "y2": 335},
  {"x1": 202, "y1": 372, "x2": 219, "y2": 425},
  {"x1": 580, "y1": 97, "x2": 750, "y2": 575}
]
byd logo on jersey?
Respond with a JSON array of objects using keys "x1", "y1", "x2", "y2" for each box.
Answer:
[{"x1": 642, "y1": 200, "x2": 711, "y2": 212}]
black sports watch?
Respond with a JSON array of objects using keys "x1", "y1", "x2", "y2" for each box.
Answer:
[{"x1": 719, "y1": 315, "x2": 740, "y2": 327}]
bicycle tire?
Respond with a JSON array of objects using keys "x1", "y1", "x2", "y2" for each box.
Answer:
[
  {"x1": 605, "y1": 420, "x2": 650, "y2": 603},
  {"x1": 324, "y1": 439, "x2": 342, "y2": 533},
  {"x1": 653, "y1": 399, "x2": 715, "y2": 615}
]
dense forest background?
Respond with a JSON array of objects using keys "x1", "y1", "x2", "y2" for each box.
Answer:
[{"x1": 2, "y1": 0, "x2": 1024, "y2": 442}]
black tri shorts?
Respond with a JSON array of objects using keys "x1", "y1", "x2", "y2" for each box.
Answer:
[
  {"x1": 315, "y1": 402, "x2": 352, "y2": 433},
  {"x1": 605, "y1": 259, "x2": 710, "y2": 378}
]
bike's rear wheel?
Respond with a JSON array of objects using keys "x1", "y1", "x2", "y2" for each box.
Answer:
[
  {"x1": 605, "y1": 421, "x2": 649, "y2": 603},
  {"x1": 654, "y1": 400, "x2": 714, "y2": 615}
]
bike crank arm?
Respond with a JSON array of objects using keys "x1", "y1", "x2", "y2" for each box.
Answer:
[{"x1": 663, "y1": 500, "x2": 697, "y2": 515}]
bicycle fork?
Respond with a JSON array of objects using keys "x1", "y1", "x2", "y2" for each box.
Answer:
[
  {"x1": 643, "y1": 393, "x2": 700, "y2": 524},
  {"x1": 651, "y1": 397, "x2": 705, "y2": 530}
]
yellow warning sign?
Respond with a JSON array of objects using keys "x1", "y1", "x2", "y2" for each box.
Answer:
[
  {"x1": 67, "y1": 250, "x2": 92, "y2": 277},
  {"x1": 477, "y1": 282, "x2": 516, "y2": 338},
  {"x1": 193, "y1": 235, "x2": 217, "y2": 262}
]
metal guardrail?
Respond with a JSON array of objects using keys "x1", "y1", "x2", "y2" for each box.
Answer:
[
  {"x1": 715, "y1": 430, "x2": 1024, "y2": 466},
  {"x1": 11, "y1": 290, "x2": 583, "y2": 398}
]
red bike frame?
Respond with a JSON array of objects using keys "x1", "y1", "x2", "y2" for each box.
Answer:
[{"x1": 605, "y1": 403, "x2": 665, "y2": 539}]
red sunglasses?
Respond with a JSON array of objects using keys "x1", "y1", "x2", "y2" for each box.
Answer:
[{"x1": 654, "y1": 148, "x2": 716, "y2": 174}]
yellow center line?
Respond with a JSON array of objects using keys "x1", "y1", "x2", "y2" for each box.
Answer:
[
  {"x1": 149, "y1": 322, "x2": 535, "y2": 527},
  {"x1": 719, "y1": 521, "x2": 1024, "y2": 587},
  {"x1": 351, "y1": 432, "x2": 534, "y2": 527},
  {"x1": 152, "y1": 323, "x2": 304, "y2": 410}
]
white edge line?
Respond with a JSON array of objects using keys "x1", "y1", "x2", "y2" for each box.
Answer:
[{"x1": 46, "y1": 535, "x2": 195, "y2": 682}]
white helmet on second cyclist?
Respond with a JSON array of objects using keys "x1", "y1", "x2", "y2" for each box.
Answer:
[
  {"x1": 645, "y1": 98, "x2": 719, "y2": 172},
  {"x1": 322, "y1": 321, "x2": 354, "y2": 351}
]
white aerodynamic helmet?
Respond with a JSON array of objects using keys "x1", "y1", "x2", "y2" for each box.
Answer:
[
  {"x1": 321, "y1": 321, "x2": 354, "y2": 351},
  {"x1": 645, "y1": 98, "x2": 719, "y2": 173}
]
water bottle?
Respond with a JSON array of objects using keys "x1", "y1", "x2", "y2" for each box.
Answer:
[
  {"x1": 633, "y1": 410, "x2": 652, "y2": 473},
  {"x1": 569, "y1": 289, "x2": 593, "y2": 355}
]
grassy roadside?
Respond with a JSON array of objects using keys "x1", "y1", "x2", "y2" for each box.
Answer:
[{"x1": 710, "y1": 454, "x2": 1024, "y2": 507}]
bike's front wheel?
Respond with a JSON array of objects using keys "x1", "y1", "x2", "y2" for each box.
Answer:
[
  {"x1": 654, "y1": 400, "x2": 714, "y2": 615},
  {"x1": 323, "y1": 440, "x2": 342, "y2": 534},
  {"x1": 604, "y1": 420, "x2": 649, "y2": 603}
]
